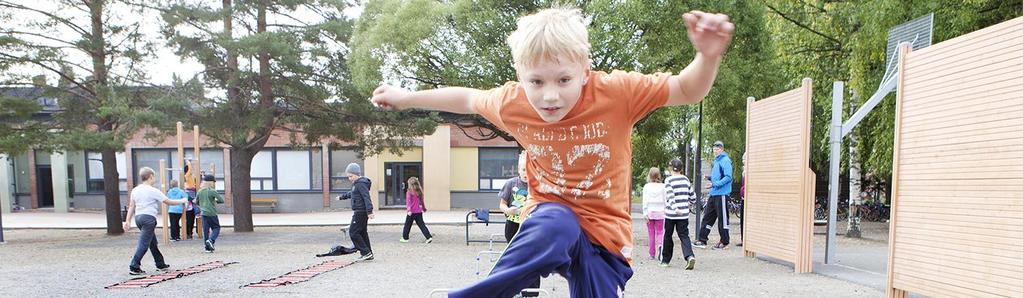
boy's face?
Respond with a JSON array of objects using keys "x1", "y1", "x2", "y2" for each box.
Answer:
[{"x1": 517, "y1": 60, "x2": 588, "y2": 123}]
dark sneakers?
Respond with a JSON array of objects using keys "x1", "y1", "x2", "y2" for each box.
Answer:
[
  {"x1": 712, "y1": 243, "x2": 729, "y2": 250},
  {"x1": 156, "y1": 264, "x2": 171, "y2": 271},
  {"x1": 129, "y1": 267, "x2": 146, "y2": 275},
  {"x1": 693, "y1": 241, "x2": 708, "y2": 249},
  {"x1": 204, "y1": 240, "x2": 214, "y2": 253}
]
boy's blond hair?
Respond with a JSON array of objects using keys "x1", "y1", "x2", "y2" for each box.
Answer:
[{"x1": 507, "y1": 6, "x2": 590, "y2": 67}]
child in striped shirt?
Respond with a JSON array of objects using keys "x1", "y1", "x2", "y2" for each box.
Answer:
[{"x1": 661, "y1": 158, "x2": 696, "y2": 269}]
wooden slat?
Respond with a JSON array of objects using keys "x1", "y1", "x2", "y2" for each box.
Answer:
[
  {"x1": 899, "y1": 157, "x2": 1023, "y2": 170},
  {"x1": 903, "y1": 39, "x2": 1023, "y2": 84},
  {"x1": 893, "y1": 204, "x2": 1023, "y2": 220},
  {"x1": 893, "y1": 272, "x2": 1007, "y2": 298},
  {"x1": 895, "y1": 217, "x2": 1023, "y2": 239},
  {"x1": 902, "y1": 103, "x2": 1023, "y2": 138},
  {"x1": 895, "y1": 242, "x2": 1023, "y2": 272},
  {"x1": 896, "y1": 137, "x2": 1023, "y2": 159},
  {"x1": 892, "y1": 257, "x2": 1023, "y2": 294},
  {"x1": 901, "y1": 114, "x2": 1023, "y2": 142},
  {"x1": 904, "y1": 16, "x2": 1023, "y2": 67},
  {"x1": 895, "y1": 193, "x2": 1023, "y2": 203},
  {"x1": 894, "y1": 225, "x2": 1023, "y2": 250},
  {"x1": 895, "y1": 234, "x2": 1021, "y2": 255},
  {"x1": 903, "y1": 43, "x2": 1023, "y2": 88},
  {"x1": 901, "y1": 80, "x2": 1023, "y2": 117}
]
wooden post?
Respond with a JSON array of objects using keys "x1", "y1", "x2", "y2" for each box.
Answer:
[
  {"x1": 797, "y1": 78, "x2": 813, "y2": 273},
  {"x1": 885, "y1": 43, "x2": 912, "y2": 298},
  {"x1": 743, "y1": 96, "x2": 754, "y2": 258},
  {"x1": 193, "y1": 125, "x2": 202, "y2": 240},
  {"x1": 160, "y1": 159, "x2": 169, "y2": 243},
  {"x1": 177, "y1": 122, "x2": 187, "y2": 240}
]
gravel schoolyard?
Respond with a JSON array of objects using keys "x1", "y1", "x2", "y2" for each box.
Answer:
[{"x1": 0, "y1": 219, "x2": 882, "y2": 297}]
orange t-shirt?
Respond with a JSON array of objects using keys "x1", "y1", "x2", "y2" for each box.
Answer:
[{"x1": 473, "y1": 70, "x2": 670, "y2": 263}]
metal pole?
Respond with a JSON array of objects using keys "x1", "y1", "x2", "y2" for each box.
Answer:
[
  {"x1": 826, "y1": 81, "x2": 843, "y2": 264},
  {"x1": 694, "y1": 102, "x2": 704, "y2": 242},
  {"x1": 0, "y1": 194, "x2": 5, "y2": 243}
]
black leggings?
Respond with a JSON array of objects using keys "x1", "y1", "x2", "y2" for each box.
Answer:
[{"x1": 401, "y1": 213, "x2": 432, "y2": 240}]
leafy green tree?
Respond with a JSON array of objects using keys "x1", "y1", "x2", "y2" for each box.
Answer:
[
  {"x1": 159, "y1": 0, "x2": 435, "y2": 231},
  {"x1": 0, "y1": 0, "x2": 163, "y2": 234}
]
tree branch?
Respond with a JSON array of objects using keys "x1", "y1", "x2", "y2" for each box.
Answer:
[
  {"x1": 764, "y1": 2, "x2": 842, "y2": 47},
  {"x1": 0, "y1": 2, "x2": 91, "y2": 36}
]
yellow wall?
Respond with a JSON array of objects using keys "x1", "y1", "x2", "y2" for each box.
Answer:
[
  {"x1": 450, "y1": 147, "x2": 478, "y2": 191},
  {"x1": 422, "y1": 125, "x2": 451, "y2": 210},
  {"x1": 369, "y1": 148, "x2": 423, "y2": 192}
]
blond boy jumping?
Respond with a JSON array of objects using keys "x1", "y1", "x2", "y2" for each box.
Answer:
[{"x1": 372, "y1": 7, "x2": 733, "y2": 297}]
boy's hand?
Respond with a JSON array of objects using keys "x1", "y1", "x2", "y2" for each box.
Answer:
[
  {"x1": 122, "y1": 221, "x2": 131, "y2": 231},
  {"x1": 683, "y1": 11, "x2": 735, "y2": 59},
  {"x1": 371, "y1": 84, "x2": 411, "y2": 110}
]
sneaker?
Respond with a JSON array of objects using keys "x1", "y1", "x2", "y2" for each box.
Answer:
[
  {"x1": 356, "y1": 252, "x2": 375, "y2": 262},
  {"x1": 170, "y1": 238, "x2": 180, "y2": 242},
  {"x1": 156, "y1": 264, "x2": 171, "y2": 271},
  {"x1": 424, "y1": 237, "x2": 433, "y2": 244},
  {"x1": 693, "y1": 241, "x2": 708, "y2": 249},
  {"x1": 204, "y1": 240, "x2": 214, "y2": 253},
  {"x1": 685, "y1": 257, "x2": 696, "y2": 270},
  {"x1": 129, "y1": 267, "x2": 146, "y2": 275},
  {"x1": 658, "y1": 262, "x2": 669, "y2": 268},
  {"x1": 712, "y1": 243, "x2": 728, "y2": 250},
  {"x1": 736, "y1": 242, "x2": 743, "y2": 247},
  {"x1": 399, "y1": 238, "x2": 409, "y2": 243}
]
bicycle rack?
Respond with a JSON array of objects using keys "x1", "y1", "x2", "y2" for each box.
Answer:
[{"x1": 475, "y1": 250, "x2": 503, "y2": 277}]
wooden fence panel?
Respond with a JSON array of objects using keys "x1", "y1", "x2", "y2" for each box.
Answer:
[
  {"x1": 744, "y1": 78, "x2": 815, "y2": 273},
  {"x1": 887, "y1": 16, "x2": 1023, "y2": 298}
]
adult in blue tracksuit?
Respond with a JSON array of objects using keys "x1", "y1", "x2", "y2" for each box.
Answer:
[{"x1": 697, "y1": 141, "x2": 733, "y2": 249}]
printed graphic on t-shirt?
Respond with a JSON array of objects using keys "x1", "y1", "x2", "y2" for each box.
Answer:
[
  {"x1": 518, "y1": 122, "x2": 612, "y2": 201},
  {"x1": 508, "y1": 185, "x2": 528, "y2": 223}
]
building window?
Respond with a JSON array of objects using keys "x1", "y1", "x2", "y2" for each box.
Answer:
[
  {"x1": 276, "y1": 150, "x2": 311, "y2": 190},
  {"x1": 311, "y1": 148, "x2": 323, "y2": 190},
  {"x1": 478, "y1": 148, "x2": 519, "y2": 191},
  {"x1": 330, "y1": 150, "x2": 362, "y2": 190},
  {"x1": 171, "y1": 150, "x2": 226, "y2": 191},
  {"x1": 87, "y1": 152, "x2": 127, "y2": 193},
  {"x1": 250, "y1": 150, "x2": 274, "y2": 191}
]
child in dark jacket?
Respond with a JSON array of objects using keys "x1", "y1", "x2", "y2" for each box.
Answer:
[{"x1": 337, "y1": 163, "x2": 374, "y2": 261}]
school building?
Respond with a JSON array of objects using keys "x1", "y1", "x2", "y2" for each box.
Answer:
[{"x1": 0, "y1": 88, "x2": 521, "y2": 214}]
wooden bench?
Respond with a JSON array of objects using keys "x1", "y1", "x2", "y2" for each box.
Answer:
[{"x1": 251, "y1": 198, "x2": 278, "y2": 213}]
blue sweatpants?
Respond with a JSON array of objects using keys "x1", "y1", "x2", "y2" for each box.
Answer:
[{"x1": 450, "y1": 202, "x2": 633, "y2": 298}]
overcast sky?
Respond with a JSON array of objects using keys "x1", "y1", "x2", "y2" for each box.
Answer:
[{"x1": 3, "y1": 0, "x2": 364, "y2": 86}]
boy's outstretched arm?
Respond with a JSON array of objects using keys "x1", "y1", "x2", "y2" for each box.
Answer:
[
  {"x1": 371, "y1": 84, "x2": 482, "y2": 114},
  {"x1": 666, "y1": 11, "x2": 735, "y2": 106}
]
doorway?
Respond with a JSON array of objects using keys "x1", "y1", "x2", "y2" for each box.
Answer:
[{"x1": 384, "y1": 162, "x2": 422, "y2": 207}]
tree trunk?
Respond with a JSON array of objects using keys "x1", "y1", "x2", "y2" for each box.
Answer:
[
  {"x1": 101, "y1": 149, "x2": 123, "y2": 234},
  {"x1": 229, "y1": 148, "x2": 255, "y2": 232},
  {"x1": 91, "y1": 0, "x2": 122, "y2": 235}
]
